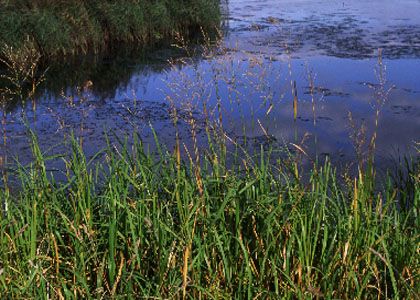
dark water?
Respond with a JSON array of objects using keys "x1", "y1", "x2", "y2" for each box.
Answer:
[{"x1": 1, "y1": 0, "x2": 419, "y2": 177}]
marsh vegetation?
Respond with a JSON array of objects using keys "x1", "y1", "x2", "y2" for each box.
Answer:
[
  {"x1": 0, "y1": 130, "x2": 418, "y2": 298},
  {"x1": 0, "y1": 0, "x2": 419, "y2": 298},
  {"x1": 0, "y1": 0, "x2": 220, "y2": 57}
]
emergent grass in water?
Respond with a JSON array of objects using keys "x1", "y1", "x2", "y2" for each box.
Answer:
[
  {"x1": 0, "y1": 0, "x2": 220, "y2": 58},
  {"x1": 0, "y1": 131, "x2": 418, "y2": 298},
  {"x1": 0, "y1": 0, "x2": 419, "y2": 298}
]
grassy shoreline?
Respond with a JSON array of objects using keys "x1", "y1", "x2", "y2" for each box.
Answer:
[
  {"x1": 0, "y1": 0, "x2": 220, "y2": 58},
  {"x1": 0, "y1": 132, "x2": 418, "y2": 298},
  {"x1": 0, "y1": 9, "x2": 418, "y2": 296}
]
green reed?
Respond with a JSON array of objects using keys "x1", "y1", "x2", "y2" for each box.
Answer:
[
  {"x1": 0, "y1": 128, "x2": 418, "y2": 299},
  {"x1": 0, "y1": 0, "x2": 220, "y2": 58},
  {"x1": 0, "y1": 18, "x2": 418, "y2": 298}
]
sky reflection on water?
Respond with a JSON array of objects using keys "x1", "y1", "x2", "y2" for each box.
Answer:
[{"x1": 1, "y1": 0, "x2": 419, "y2": 175}]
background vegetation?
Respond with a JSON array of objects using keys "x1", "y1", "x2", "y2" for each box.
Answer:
[{"x1": 0, "y1": 0, "x2": 220, "y2": 58}]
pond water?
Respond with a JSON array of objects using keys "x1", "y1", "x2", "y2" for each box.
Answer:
[{"x1": 1, "y1": 0, "x2": 419, "y2": 178}]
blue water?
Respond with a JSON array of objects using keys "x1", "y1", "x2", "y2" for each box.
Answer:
[{"x1": 1, "y1": 0, "x2": 419, "y2": 174}]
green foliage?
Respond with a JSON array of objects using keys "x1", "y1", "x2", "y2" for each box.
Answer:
[
  {"x1": 0, "y1": 10, "x2": 26, "y2": 49},
  {"x1": 97, "y1": 1, "x2": 147, "y2": 43},
  {"x1": 0, "y1": 133, "x2": 418, "y2": 298},
  {"x1": 28, "y1": 9, "x2": 72, "y2": 55},
  {"x1": 0, "y1": 0, "x2": 220, "y2": 57}
]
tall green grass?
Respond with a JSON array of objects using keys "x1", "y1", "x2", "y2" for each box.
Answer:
[
  {"x1": 0, "y1": 130, "x2": 418, "y2": 298},
  {"x1": 0, "y1": 0, "x2": 220, "y2": 58},
  {"x1": 0, "y1": 18, "x2": 418, "y2": 297}
]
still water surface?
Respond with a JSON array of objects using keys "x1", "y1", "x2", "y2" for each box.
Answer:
[{"x1": 1, "y1": 0, "x2": 419, "y2": 175}]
